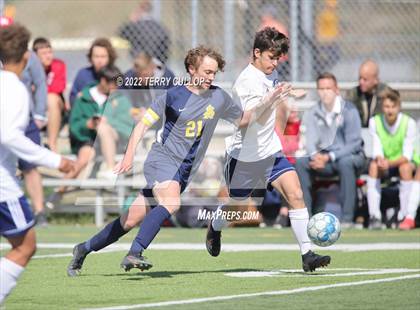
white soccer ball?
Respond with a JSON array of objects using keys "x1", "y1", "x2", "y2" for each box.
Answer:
[{"x1": 307, "y1": 212, "x2": 341, "y2": 247}]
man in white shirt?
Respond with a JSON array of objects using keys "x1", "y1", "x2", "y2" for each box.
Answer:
[
  {"x1": 367, "y1": 87, "x2": 416, "y2": 229},
  {"x1": 206, "y1": 27, "x2": 331, "y2": 272},
  {"x1": 0, "y1": 23, "x2": 74, "y2": 304}
]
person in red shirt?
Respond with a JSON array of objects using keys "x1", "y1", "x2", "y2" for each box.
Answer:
[
  {"x1": 275, "y1": 110, "x2": 301, "y2": 165},
  {"x1": 33, "y1": 37, "x2": 67, "y2": 152}
]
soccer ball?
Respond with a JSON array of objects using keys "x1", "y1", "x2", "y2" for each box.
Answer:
[{"x1": 307, "y1": 212, "x2": 341, "y2": 247}]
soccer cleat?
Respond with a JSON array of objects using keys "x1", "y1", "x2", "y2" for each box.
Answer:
[
  {"x1": 369, "y1": 217, "x2": 385, "y2": 230},
  {"x1": 120, "y1": 253, "x2": 153, "y2": 272},
  {"x1": 206, "y1": 221, "x2": 221, "y2": 257},
  {"x1": 67, "y1": 243, "x2": 89, "y2": 277},
  {"x1": 399, "y1": 217, "x2": 415, "y2": 230},
  {"x1": 302, "y1": 250, "x2": 331, "y2": 272}
]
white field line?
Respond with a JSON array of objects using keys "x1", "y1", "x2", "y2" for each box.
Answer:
[
  {"x1": 81, "y1": 274, "x2": 420, "y2": 310},
  {"x1": 1, "y1": 242, "x2": 420, "y2": 255},
  {"x1": 225, "y1": 268, "x2": 420, "y2": 278}
]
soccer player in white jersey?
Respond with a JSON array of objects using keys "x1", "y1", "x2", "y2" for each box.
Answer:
[
  {"x1": 0, "y1": 24, "x2": 74, "y2": 304},
  {"x1": 206, "y1": 27, "x2": 331, "y2": 272}
]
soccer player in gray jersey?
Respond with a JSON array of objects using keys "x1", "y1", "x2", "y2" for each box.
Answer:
[
  {"x1": 206, "y1": 27, "x2": 331, "y2": 272},
  {"x1": 67, "y1": 46, "x2": 288, "y2": 276}
]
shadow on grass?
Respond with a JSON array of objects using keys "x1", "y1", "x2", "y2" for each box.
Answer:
[{"x1": 99, "y1": 268, "x2": 264, "y2": 280}]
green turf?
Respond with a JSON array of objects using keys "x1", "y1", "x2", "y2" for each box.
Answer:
[
  {"x1": 30, "y1": 225, "x2": 420, "y2": 243},
  {"x1": 2, "y1": 227, "x2": 420, "y2": 309}
]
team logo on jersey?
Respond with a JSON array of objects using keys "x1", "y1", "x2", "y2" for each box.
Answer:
[
  {"x1": 273, "y1": 79, "x2": 280, "y2": 87},
  {"x1": 203, "y1": 105, "x2": 215, "y2": 119}
]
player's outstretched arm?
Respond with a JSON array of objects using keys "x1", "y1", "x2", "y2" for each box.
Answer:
[{"x1": 113, "y1": 118, "x2": 150, "y2": 174}]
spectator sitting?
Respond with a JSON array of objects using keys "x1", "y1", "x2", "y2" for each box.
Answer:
[
  {"x1": 123, "y1": 51, "x2": 175, "y2": 123},
  {"x1": 46, "y1": 65, "x2": 130, "y2": 206},
  {"x1": 118, "y1": 0, "x2": 171, "y2": 64},
  {"x1": 367, "y1": 87, "x2": 416, "y2": 229},
  {"x1": 100, "y1": 89, "x2": 135, "y2": 168},
  {"x1": 32, "y1": 37, "x2": 67, "y2": 152},
  {"x1": 69, "y1": 38, "x2": 117, "y2": 106},
  {"x1": 70, "y1": 65, "x2": 133, "y2": 179},
  {"x1": 295, "y1": 72, "x2": 365, "y2": 227},
  {"x1": 346, "y1": 59, "x2": 388, "y2": 128}
]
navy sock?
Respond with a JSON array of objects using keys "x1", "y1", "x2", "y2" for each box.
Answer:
[
  {"x1": 84, "y1": 217, "x2": 128, "y2": 252},
  {"x1": 129, "y1": 206, "x2": 170, "y2": 254}
]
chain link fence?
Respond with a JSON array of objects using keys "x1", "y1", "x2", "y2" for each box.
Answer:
[{"x1": 6, "y1": 0, "x2": 420, "y2": 83}]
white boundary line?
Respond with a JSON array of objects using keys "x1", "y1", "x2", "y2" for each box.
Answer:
[
  {"x1": 225, "y1": 268, "x2": 420, "y2": 278},
  {"x1": 82, "y1": 274, "x2": 420, "y2": 310},
  {"x1": 2, "y1": 242, "x2": 420, "y2": 253}
]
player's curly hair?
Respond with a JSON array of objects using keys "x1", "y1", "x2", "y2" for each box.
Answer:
[
  {"x1": 87, "y1": 38, "x2": 117, "y2": 66},
  {"x1": 0, "y1": 23, "x2": 30, "y2": 64},
  {"x1": 253, "y1": 27, "x2": 289, "y2": 59},
  {"x1": 184, "y1": 46, "x2": 225, "y2": 73}
]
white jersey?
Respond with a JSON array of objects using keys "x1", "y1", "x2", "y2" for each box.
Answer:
[
  {"x1": 225, "y1": 63, "x2": 282, "y2": 162},
  {"x1": 0, "y1": 70, "x2": 61, "y2": 201}
]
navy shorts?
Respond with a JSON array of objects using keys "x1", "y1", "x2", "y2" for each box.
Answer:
[
  {"x1": 18, "y1": 118, "x2": 41, "y2": 171},
  {"x1": 0, "y1": 196, "x2": 35, "y2": 237},
  {"x1": 224, "y1": 152, "x2": 295, "y2": 199},
  {"x1": 141, "y1": 153, "x2": 192, "y2": 205}
]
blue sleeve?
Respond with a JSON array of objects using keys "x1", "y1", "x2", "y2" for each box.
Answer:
[
  {"x1": 221, "y1": 91, "x2": 243, "y2": 124},
  {"x1": 70, "y1": 70, "x2": 84, "y2": 106},
  {"x1": 28, "y1": 54, "x2": 48, "y2": 120}
]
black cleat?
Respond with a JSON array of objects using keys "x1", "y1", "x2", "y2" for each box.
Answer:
[
  {"x1": 302, "y1": 250, "x2": 331, "y2": 272},
  {"x1": 120, "y1": 253, "x2": 153, "y2": 272},
  {"x1": 67, "y1": 243, "x2": 89, "y2": 277},
  {"x1": 206, "y1": 221, "x2": 221, "y2": 257}
]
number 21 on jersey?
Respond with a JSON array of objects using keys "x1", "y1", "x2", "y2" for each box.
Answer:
[{"x1": 185, "y1": 120, "x2": 203, "y2": 138}]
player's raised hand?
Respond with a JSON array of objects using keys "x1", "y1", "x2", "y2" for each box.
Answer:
[
  {"x1": 58, "y1": 157, "x2": 76, "y2": 173},
  {"x1": 113, "y1": 156, "x2": 133, "y2": 174},
  {"x1": 269, "y1": 82, "x2": 292, "y2": 108},
  {"x1": 259, "y1": 82, "x2": 290, "y2": 110}
]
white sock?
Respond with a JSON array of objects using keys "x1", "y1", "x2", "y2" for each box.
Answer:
[
  {"x1": 211, "y1": 205, "x2": 228, "y2": 231},
  {"x1": 0, "y1": 257, "x2": 25, "y2": 305},
  {"x1": 407, "y1": 181, "x2": 420, "y2": 219},
  {"x1": 367, "y1": 177, "x2": 382, "y2": 219},
  {"x1": 399, "y1": 180, "x2": 412, "y2": 220},
  {"x1": 289, "y1": 208, "x2": 312, "y2": 255}
]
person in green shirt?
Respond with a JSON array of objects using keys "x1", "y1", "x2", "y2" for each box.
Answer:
[
  {"x1": 367, "y1": 87, "x2": 416, "y2": 229},
  {"x1": 69, "y1": 65, "x2": 134, "y2": 179},
  {"x1": 47, "y1": 65, "x2": 134, "y2": 205}
]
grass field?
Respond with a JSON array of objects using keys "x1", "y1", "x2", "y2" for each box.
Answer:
[{"x1": 1, "y1": 226, "x2": 419, "y2": 310}]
